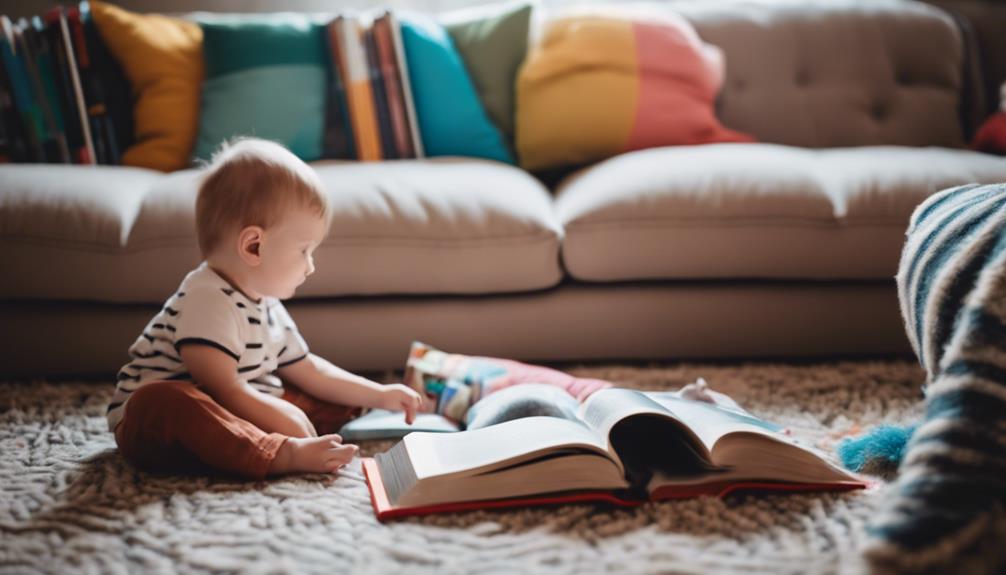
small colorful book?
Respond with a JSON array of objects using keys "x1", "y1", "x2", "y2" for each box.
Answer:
[
  {"x1": 363, "y1": 24, "x2": 396, "y2": 160},
  {"x1": 0, "y1": 17, "x2": 33, "y2": 162},
  {"x1": 335, "y1": 15, "x2": 381, "y2": 161},
  {"x1": 339, "y1": 409, "x2": 459, "y2": 441},
  {"x1": 43, "y1": 6, "x2": 94, "y2": 165},
  {"x1": 386, "y1": 11, "x2": 423, "y2": 158},
  {"x1": 372, "y1": 12, "x2": 414, "y2": 159},
  {"x1": 79, "y1": 0, "x2": 133, "y2": 164},
  {"x1": 322, "y1": 16, "x2": 355, "y2": 160},
  {"x1": 363, "y1": 387, "x2": 865, "y2": 520}
]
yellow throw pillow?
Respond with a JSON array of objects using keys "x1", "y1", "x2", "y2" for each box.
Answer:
[{"x1": 90, "y1": 1, "x2": 203, "y2": 172}]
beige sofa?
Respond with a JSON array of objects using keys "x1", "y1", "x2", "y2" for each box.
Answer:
[{"x1": 3, "y1": 0, "x2": 1006, "y2": 378}]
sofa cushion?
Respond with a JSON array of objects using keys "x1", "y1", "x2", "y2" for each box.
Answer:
[
  {"x1": 0, "y1": 164, "x2": 163, "y2": 301},
  {"x1": 0, "y1": 159, "x2": 561, "y2": 303},
  {"x1": 308, "y1": 159, "x2": 558, "y2": 295},
  {"x1": 556, "y1": 144, "x2": 1006, "y2": 282},
  {"x1": 677, "y1": 0, "x2": 965, "y2": 149}
]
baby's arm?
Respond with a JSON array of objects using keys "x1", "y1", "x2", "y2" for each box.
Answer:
[
  {"x1": 179, "y1": 344, "x2": 316, "y2": 437},
  {"x1": 277, "y1": 353, "x2": 422, "y2": 423}
]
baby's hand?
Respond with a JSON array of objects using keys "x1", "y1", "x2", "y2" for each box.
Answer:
[{"x1": 380, "y1": 383, "x2": 423, "y2": 424}]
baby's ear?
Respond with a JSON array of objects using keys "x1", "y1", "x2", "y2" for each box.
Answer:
[{"x1": 237, "y1": 226, "x2": 264, "y2": 265}]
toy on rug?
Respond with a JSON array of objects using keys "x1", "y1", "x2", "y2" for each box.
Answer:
[
  {"x1": 836, "y1": 424, "x2": 916, "y2": 480},
  {"x1": 971, "y1": 81, "x2": 1006, "y2": 155}
]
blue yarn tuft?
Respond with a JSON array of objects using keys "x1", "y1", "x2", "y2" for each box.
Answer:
[{"x1": 837, "y1": 425, "x2": 917, "y2": 472}]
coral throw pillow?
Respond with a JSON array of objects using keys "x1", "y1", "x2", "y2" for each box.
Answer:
[
  {"x1": 516, "y1": 9, "x2": 754, "y2": 171},
  {"x1": 90, "y1": 1, "x2": 203, "y2": 172}
]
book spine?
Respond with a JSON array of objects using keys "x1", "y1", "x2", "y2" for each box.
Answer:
[
  {"x1": 2, "y1": 19, "x2": 42, "y2": 162},
  {"x1": 341, "y1": 17, "x2": 381, "y2": 161},
  {"x1": 43, "y1": 8, "x2": 86, "y2": 165},
  {"x1": 81, "y1": 1, "x2": 129, "y2": 164},
  {"x1": 33, "y1": 17, "x2": 71, "y2": 163},
  {"x1": 13, "y1": 20, "x2": 51, "y2": 162},
  {"x1": 323, "y1": 20, "x2": 354, "y2": 160},
  {"x1": 0, "y1": 61, "x2": 10, "y2": 162},
  {"x1": 58, "y1": 10, "x2": 94, "y2": 164},
  {"x1": 363, "y1": 24, "x2": 396, "y2": 160},
  {"x1": 23, "y1": 17, "x2": 70, "y2": 163},
  {"x1": 387, "y1": 12, "x2": 423, "y2": 158},
  {"x1": 334, "y1": 17, "x2": 366, "y2": 161},
  {"x1": 374, "y1": 14, "x2": 414, "y2": 159},
  {"x1": 67, "y1": 4, "x2": 107, "y2": 164},
  {"x1": 0, "y1": 21, "x2": 30, "y2": 162}
]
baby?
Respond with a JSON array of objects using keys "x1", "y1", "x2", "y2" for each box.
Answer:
[{"x1": 107, "y1": 137, "x2": 422, "y2": 479}]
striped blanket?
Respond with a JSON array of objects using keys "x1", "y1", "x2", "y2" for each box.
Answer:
[{"x1": 867, "y1": 183, "x2": 1006, "y2": 573}]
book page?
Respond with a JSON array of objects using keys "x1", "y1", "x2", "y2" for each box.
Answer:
[
  {"x1": 645, "y1": 393, "x2": 783, "y2": 451},
  {"x1": 404, "y1": 416, "x2": 622, "y2": 480},
  {"x1": 643, "y1": 395, "x2": 857, "y2": 486},
  {"x1": 579, "y1": 388, "x2": 709, "y2": 459},
  {"x1": 648, "y1": 433, "x2": 857, "y2": 490}
]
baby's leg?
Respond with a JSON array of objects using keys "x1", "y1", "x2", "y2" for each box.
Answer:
[
  {"x1": 115, "y1": 381, "x2": 352, "y2": 479},
  {"x1": 281, "y1": 384, "x2": 362, "y2": 435}
]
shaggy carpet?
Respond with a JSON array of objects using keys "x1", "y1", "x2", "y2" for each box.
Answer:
[{"x1": 0, "y1": 360, "x2": 925, "y2": 574}]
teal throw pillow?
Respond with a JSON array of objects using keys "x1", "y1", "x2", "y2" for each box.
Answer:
[
  {"x1": 399, "y1": 13, "x2": 513, "y2": 164},
  {"x1": 195, "y1": 15, "x2": 327, "y2": 162}
]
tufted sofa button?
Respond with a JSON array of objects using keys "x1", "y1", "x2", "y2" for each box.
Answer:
[
  {"x1": 794, "y1": 68, "x2": 811, "y2": 86},
  {"x1": 872, "y1": 100, "x2": 889, "y2": 120}
]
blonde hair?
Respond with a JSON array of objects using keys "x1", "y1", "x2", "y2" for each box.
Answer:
[{"x1": 195, "y1": 137, "x2": 330, "y2": 256}]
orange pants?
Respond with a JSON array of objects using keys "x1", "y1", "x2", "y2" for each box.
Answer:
[{"x1": 114, "y1": 380, "x2": 360, "y2": 480}]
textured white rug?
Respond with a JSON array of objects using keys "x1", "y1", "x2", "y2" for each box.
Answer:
[{"x1": 0, "y1": 361, "x2": 925, "y2": 574}]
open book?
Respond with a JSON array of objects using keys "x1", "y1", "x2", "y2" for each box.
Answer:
[{"x1": 363, "y1": 388, "x2": 865, "y2": 519}]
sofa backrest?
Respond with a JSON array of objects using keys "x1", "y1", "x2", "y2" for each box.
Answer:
[{"x1": 675, "y1": 0, "x2": 965, "y2": 149}]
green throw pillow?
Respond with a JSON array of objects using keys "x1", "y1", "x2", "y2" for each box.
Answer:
[
  {"x1": 195, "y1": 15, "x2": 327, "y2": 162},
  {"x1": 443, "y1": 2, "x2": 531, "y2": 141}
]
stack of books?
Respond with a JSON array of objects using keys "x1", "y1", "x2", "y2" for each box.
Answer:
[
  {"x1": 325, "y1": 11, "x2": 424, "y2": 162},
  {"x1": 0, "y1": 2, "x2": 131, "y2": 165},
  {"x1": 0, "y1": 6, "x2": 431, "y2": 165}
]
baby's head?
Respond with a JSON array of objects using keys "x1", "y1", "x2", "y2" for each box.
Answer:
[{"x1": 196, "y1": 137, "x2": 330, "y2": 300}]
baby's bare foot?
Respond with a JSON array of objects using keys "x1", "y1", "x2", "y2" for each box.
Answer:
[{"x1": 270, "y1": 434, "x2": 358, "y2": 475}]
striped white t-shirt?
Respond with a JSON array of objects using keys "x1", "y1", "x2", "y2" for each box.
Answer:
[{"x1": 107, "y1": 262, "x2": 310, "y2": 431}]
